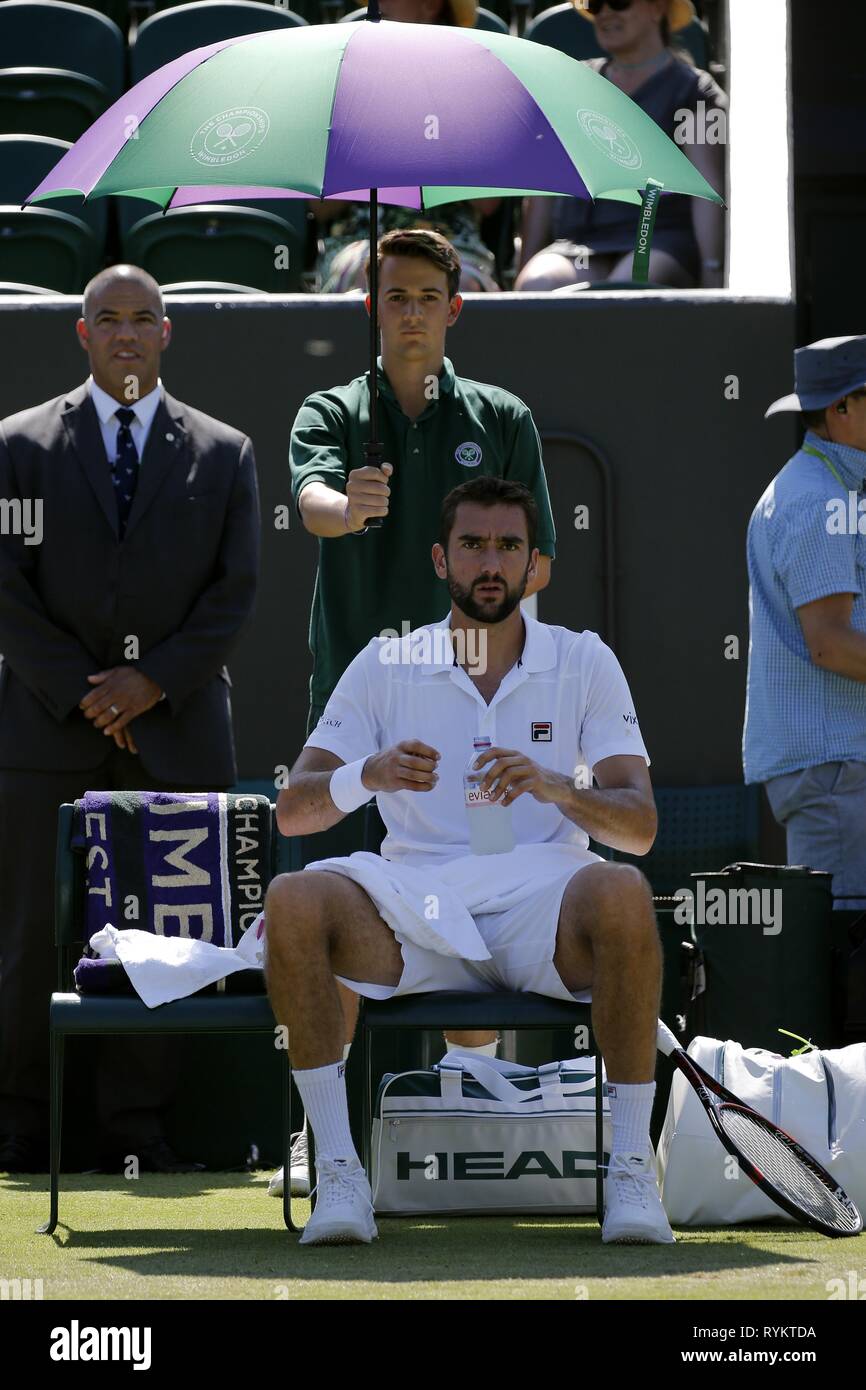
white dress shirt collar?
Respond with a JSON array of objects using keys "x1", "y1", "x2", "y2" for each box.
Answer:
[{"x1": 88, "y1": 375, "x2": 163, "y2": 431}]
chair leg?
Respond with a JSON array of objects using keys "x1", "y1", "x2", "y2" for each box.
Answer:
[
  {"x1": 595, "y1": 1050, "x2": 605, "y2": 1226},
  {"x1": 361, "y1": 1022, "x2": 372, "y2": 1175},
  {"x1": 282, "y1": 1054, "x2": 298, "y2": 1233},
  {"x1": 37, "y1": 1030, "x2": 64, "y2": 1235}
]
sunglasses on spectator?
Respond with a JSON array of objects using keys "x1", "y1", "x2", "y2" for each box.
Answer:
[{"x1": 585, "y1": 0, "x2": 636, "y2": 14}]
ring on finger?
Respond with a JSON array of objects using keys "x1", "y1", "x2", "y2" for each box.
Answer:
[{"x1": 110, "y1": 704, "x2": 121, "y2": 716}]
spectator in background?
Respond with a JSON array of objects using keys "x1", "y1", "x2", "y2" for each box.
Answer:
[
  {"x1": 516, "y1": 0, "x2": 726, "y2": 291},
  {"x1": 271, "y1": 228, "x2": 556, "y2": 1200},
  {"x1": 744, "y1": 336, "x2": 866, "y2": 911},
  {"x1": 309, "y1": 0, "x2": 501, "y2": 293},
  {"x1": 0, "y1": 265, "x2": 260, "y2": 1173}
]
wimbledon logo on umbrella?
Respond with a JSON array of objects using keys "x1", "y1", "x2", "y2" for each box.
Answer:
[
  {"x1": 190, "y1": 107, "x2": 270, "y2": 166},
  {"x1": 576, "y1": 110, "x2": 642, "y2": 170}
]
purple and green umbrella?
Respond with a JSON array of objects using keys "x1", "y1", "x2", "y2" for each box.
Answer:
[{"x1": 27, "y1": 11, "x2": 723, "y2": 520}]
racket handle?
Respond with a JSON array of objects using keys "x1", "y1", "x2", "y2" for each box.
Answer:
[{"x1": 656, "y1": 1017, "x2": 680, "y2": 1057}]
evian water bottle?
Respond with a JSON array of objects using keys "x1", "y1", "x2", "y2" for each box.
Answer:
[{"x1": 463, "y1": 736, "x2": 515, "y2": 855}]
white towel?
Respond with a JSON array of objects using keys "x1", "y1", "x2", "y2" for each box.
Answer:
[{"x1": 88, "y1": 920, "x2": 265, "y2": 1010}]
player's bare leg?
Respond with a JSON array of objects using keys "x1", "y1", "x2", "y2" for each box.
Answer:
[
  {"x1": 553, "y1": 861, "x2": 661, "y2": 1081},
  {"x1": 265, "y1": 869, "x2": 402, "y2": 1068}
]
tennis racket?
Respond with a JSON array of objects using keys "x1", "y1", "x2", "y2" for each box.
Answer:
[{"x1": 657, "y1": 1019, "x2": 862, "y2": 1237}]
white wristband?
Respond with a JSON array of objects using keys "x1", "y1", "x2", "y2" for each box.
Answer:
[{"x1": 329, "y1": 757, "x2": 372, "y2": 813}]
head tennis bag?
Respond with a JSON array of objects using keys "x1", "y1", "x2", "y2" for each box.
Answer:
[
  {"x1": 370, "y1": 1051, "x2": 611, "y2": 1216},
  {"x1": 657, "y1": 1036, "x2": 866, "y2": 1225}
]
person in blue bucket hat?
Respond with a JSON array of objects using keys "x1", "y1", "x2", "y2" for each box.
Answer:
[{"x1": 744, "y1": 335, "x2": 866, "y2": 910}]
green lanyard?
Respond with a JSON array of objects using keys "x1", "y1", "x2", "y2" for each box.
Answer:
[{"x1": 802, "y1": 441, "x2": 845, "y2": 486}]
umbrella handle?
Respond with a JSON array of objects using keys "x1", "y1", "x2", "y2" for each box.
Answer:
[{"x1": 362, "y1": 440, "x2": 386, "y2": 529}]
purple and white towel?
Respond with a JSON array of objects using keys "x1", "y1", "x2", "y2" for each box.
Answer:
[{"x1": 72, "y1": 789, "x2": 271, "y2": 956}]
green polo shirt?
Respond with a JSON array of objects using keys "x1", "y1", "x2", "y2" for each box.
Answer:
[{"x1": 290, "y1": 355, "x2": 556, "y2": 710}]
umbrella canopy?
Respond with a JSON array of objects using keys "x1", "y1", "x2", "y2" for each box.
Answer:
[
  {"x1": 27, "y1": 21, "x2": 720, "y2": 213},
  {"x1": 27, "y1": 18, "x2": 723, "y2": 525}
]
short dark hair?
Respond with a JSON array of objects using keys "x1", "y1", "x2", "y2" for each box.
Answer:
[
  {"x1": 439, "y1": 476, "x2": 538, "y2": 557},
  {"x1": 365, "y1": 228, "x2": 461, "y2": 301}
]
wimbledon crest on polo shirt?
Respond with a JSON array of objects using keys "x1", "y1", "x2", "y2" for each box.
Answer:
[{"x1": 455, "y1": 441, "x2": 482, "y2": 468}]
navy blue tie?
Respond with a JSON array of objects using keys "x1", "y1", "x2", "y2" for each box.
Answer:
[{"x1": 112, "y1": 406, "x2": 140, "y2": 537}]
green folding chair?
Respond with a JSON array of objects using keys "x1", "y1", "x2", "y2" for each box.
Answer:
[
  {"x1": 39, "y1": 801, "x2": 307, "y2": 1236},
  {"x1": 122, "y1": 205, "x2": 306, "y2": 292}
]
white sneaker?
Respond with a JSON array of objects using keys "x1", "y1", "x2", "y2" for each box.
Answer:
[
  {"x1": 298, "y1": 1156, "x2": 378, "y2": 1247},
  {"x1": 602, "y1": 1151, "x2": 676, "y2": 1244},
  {"x1": 268, "y1": 1129, "x2": 311, "y2": 1198}
]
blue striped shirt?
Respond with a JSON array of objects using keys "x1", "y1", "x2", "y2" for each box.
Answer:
[{"x1": 743, "y1": 431, "x2": 866, "y2": 783}]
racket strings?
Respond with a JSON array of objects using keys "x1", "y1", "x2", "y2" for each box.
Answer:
[{"x1": 719, "y1": 1106, "x2": 860, "y2": 1233}]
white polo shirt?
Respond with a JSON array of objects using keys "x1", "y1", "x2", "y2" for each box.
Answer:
[{"x1": 305, "y1": 611, "x2": 650, "y2": 867}]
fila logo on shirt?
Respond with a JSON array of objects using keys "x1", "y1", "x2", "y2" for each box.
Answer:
[{"x1": 531, "y1": 722, "x2": 552, "y2": 741}]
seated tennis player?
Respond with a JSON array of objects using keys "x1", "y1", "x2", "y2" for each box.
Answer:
[{"x1": 264, "y1": 475, "x2": 673, "y2": 1246}]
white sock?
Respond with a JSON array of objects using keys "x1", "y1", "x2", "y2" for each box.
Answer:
[
  {"x1": 293, "y1": 1057, "x2": 358, "y2": 1163},
  {"x1": 609, "y1": 1081, "x2": 656, "y2": 1158},
  {"x1": 446, "y1": 1040, "x2": 498, "y2": 1057},
  {"x1": 297, "y1": 1044, "x2": 351, "y2": 1141}
]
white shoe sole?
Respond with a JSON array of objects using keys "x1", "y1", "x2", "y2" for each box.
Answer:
[
  {"x1": 602, "y1": 1224, "x2": 676, "y2": 1245},
  {"x1": 298, "y1": 1216, "x2": 378, "y2": 1247}
]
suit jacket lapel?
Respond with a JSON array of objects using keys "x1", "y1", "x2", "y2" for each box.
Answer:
[
  {"x1": 125, "y1": 393, "x2": 187, "y2": 537},
  {"x1": 61, "y1": 382, "x2": 119, "y2": 537}
]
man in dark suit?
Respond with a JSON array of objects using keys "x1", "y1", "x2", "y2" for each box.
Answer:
[{"x1": 0, "y1": 264, "x2": 260, "y2": 1172}]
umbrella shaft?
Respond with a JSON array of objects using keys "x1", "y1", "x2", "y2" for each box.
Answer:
[{"x1": 369, "y1": 186, "x2": 379, "y2": 444}]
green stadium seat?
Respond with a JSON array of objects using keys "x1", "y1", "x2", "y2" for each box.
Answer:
[
  {"x1": 0, "y1": 2, "x2": 124, "y2": 139},
  {"x1": 473, "y1": 6, "x2": 508, "y2": 32},
  {"x1": 122, "y1": 204, "x2": 306, "y2": 292},
  {"x1": 0, "y1": 205, "x2": 99, "y2": 292},
  {"x1": 525, "y1": 3, "x2": 707, "y2": 69},
  {"x1": 0, "y1": 134, "x2": 108, "y2": 248},
  {"x1": 0, "y1": 68, "x2": 110, "y2": 142},
  {"x1": 131, "y1": 0, "x2": 307, "y2": 82},
  {"x1": 524, "y1": 3, "x2": 601, "y2": 59},
  {"x1": 340, "y1": 5, "x2": 507, "y2": 28},
  {"x1": 161, "y1": 278, "x2": 267, "y2": 293},
  {"x1": 0, "y1": 278, "x2": 56, "y2": 293}
]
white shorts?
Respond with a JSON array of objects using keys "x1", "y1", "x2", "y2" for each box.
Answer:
[{"x1": 332, "y1": 856, "x2": 594, "y2": 1005}]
